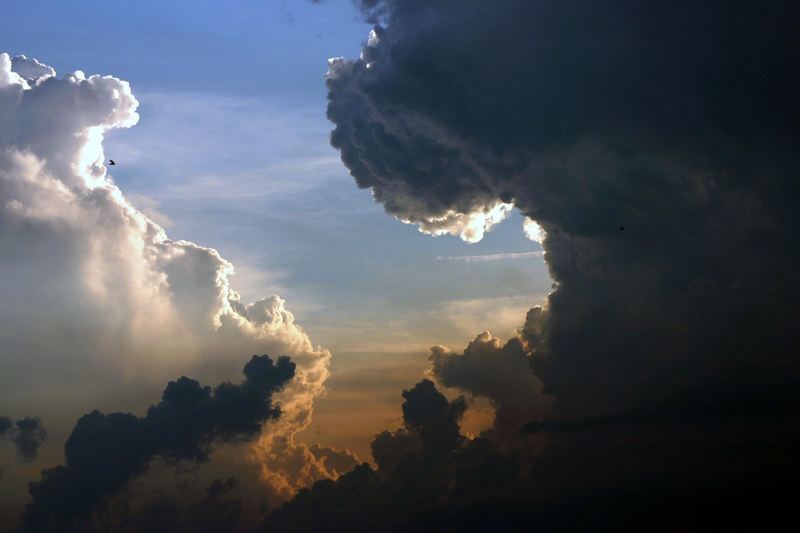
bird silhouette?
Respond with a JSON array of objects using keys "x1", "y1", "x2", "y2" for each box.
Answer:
[{"x1": 108, "y1": 160, "x2": 116, "y2": 165}]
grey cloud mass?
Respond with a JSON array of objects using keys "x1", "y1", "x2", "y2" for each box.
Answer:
[
  {"x1": 429, "y1": 332, "x2": 549, "y2": 436},
  {"x1": 271, "y1": 0, "x2": 800, "y2": 529},
  {"x1": 20, "y1": 355, "x2": 294, "y2": 533},
  {"x1": 326, "y1": 0, "x2": 800, "y2": 418}
]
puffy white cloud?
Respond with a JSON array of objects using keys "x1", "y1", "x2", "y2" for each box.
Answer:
[
  {"x1": 522, "y1": 217, "x2": 545, "y2": 244},
  {"x1": 0, "y1": 52, "x2": 341, "y2": 500},
  {"x1": 404, "y1": 202, "x2": 512, "y2": 243},
  {"x1": 0, "y1": 54, "x2": 27, "y2": 88}
]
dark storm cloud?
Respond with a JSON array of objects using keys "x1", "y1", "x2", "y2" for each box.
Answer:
[
  {"x1": 400, "y1": 379, "x2": 466, "y2": 453},
  {"x1": 522, "y1": 374, "x2": 800, "y2": 435},
  {"x1": 266, "y1": 380, "x2": 526, "y2": 532},
  {"x1": 0, "y1": 415, "x2": 47, "y2": 462},
  {"x1": 429, "y1": 332, "x2": 548, "y2": 436},
  {"x1": 370, "y1": 428, "x2": 420, "y2": 472},
  {"x1": 267, "y1": 375, "x2": 800, "y2": 531},
  {"x1": 19, "y1": 355, "x2": 295, "y2": 533},
  {"x1": 93, "y1": 477, "x2": 262, "y2": 533},
  {"x1": 327, "y1": 0, "x2": 800, "y2": 417},
  {"x1": 278, "y1": 0, "x2": 800, "y2": 529}
]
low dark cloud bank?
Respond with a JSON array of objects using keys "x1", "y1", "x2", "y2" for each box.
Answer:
[
  {"x1": 258, "y1": 0, "x2": 800, "y2": 529},
  {"x1": 267, "y1": 378, "x2": 798, "y2": 531},
  {"x1": 19, "y1": 355, "x2": 294, "y2": 533},
  {"x1": 0, "y1": 416, "x2": 47, "y2": 463},
  {"x1": 267, "y1": 379, "x2": 520, "y2": 531}
]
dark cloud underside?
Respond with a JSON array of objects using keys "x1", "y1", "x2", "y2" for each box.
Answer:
[{"x1": 20, "y1": 355, "x2": 294, "y2": 533}]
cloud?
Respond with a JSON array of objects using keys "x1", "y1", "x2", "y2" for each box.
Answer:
[
  {"x1": 290, "y1": 0, "x2": 800, "y2": 528},
  {"x1": 326, "y1": 0, "x2": 800, "y2": 417},
  {"x1": 267, "y1": 379, "x2": 531, "y2": 531},
  {"x1": 96, "y1": 476, "x2": 262, "y2": 533},
  {"x1": 267, "y1": 340, "x2": 800, "y2": 531},
  {"x1": 9, "y1": 55, "x2": 55, "y2": 85},
  {"x1": 307, "y1": 444, "x2": 360, "y2": 477},
  {"x1": 521, "y1": 217, "x2": 545, "y2": 244},
  {"x1": 399, "y1": 201, "x2": 513, "y2": 243},
  {"x1": 253, "y1": 436, "x2": 360, "y2": 501},
  {"x1": 400, "y1": 379, "x2": 466, "y2": 453},
  {"x1": 19, "y1": 355, "x2": 294, "y2": 532},
  {"x1": 0, "y1": 52, "x2": 349, "y2": 524},
  {"x1": 434, "y1": 251, "x2": 543, "y2": 263},
  {"x1": 429, "y1": 332, "x2": 550, "y2": 436},
  {"x1": 0, "y1": 416, "x2": 47, "y2": 462},
  {"x1": 369, "y1": 427, "x2": 420, "y2": 472}
]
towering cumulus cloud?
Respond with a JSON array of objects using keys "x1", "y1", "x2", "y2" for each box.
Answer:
[
  {"x1": 0, "y1": 52, "x2": 349, "y2": 528},
  {"x1": 327, "y1": 0, "x2": 800, "y2": 417},
  {"x1": 293, "y1": 0, "x2": 800, "y2": 529}
]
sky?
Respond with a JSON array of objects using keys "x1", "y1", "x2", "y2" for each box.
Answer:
[
  {"x1": 0, "y1": 0, "x2": 549, "y2": 461},
  {"x1": 1, "y1": 1, "x2": 798, "y2": 532}
]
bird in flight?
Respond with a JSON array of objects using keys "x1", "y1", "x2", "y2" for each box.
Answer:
[{"x1": 108, "y1": 159, "x2": 116, "y2": 165}]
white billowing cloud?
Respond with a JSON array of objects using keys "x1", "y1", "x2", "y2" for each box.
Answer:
[
  {"x1": 522, "y1": 216, "x2": 546, "y2": 244},
  {"x1": 0, "y1": 53, "x2": 340, "y2": 497},
  {"x1": 403, "y1": 202, "x2": 512, "y2": 243},
  {"x1": 0, "y1": 54, "x2": 27, "y2": 88}
]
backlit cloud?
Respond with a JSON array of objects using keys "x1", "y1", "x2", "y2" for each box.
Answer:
[{"x1": 0, "y1": 52, "x2": 350, "y2": 523}]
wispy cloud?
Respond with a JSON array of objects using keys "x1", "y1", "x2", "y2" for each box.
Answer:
[
  {"x1": 104, "y1": 91, "x2": 344, "y2": 202},
  {"x1": 435, "y1": 251, "x2": 543, "y2": 262}
]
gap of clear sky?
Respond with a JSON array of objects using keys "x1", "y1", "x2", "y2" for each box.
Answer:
[{"x1": 0, "y1": 0, "x2": 551, "y2": 458}]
